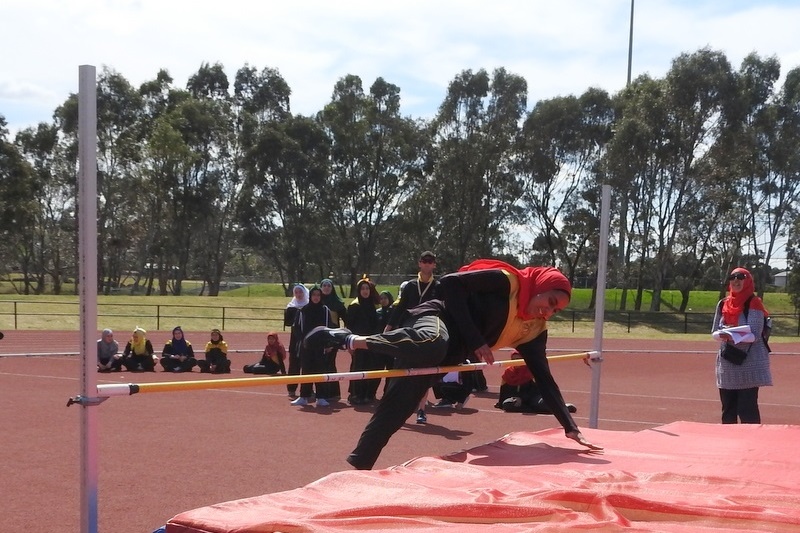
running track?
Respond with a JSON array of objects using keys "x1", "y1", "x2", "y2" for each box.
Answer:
[{"x1": 1, "y1": 331, "x2": 798, "y2": 533}]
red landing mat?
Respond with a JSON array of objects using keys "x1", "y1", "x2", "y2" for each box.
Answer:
[{"x1": 165, "y1": 422, "x2": 800, "y2": 532}]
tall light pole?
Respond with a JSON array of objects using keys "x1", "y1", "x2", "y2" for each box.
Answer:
[
  {"x1": 589, "y1": 0, "x2": 635, "y2": 429},
  {"x1": 627, "y1": 0, "x2": 635, "y2": 86}
]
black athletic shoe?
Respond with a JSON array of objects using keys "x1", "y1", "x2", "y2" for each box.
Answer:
[{"x1": 303, "y1": 326, "x2": 352, "y2": 351}]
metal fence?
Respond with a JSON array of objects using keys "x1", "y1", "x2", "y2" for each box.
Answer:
[
  {"x1": 0, "y1": 300, "x2": 288, "y2": 333},
  {"x1": 1, "y1": 300, "x2": 799, "y2": 336},
  {"x1": 552, "y1": 310, "x2": 800, "y2": 336}
]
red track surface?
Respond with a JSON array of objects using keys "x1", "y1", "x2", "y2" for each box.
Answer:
[{"x1": 1, "y1": 330, "x2": 798, "y2": 533}]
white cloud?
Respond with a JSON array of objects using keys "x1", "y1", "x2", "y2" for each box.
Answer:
[{"x1": 2, "y1": 0, "x2": 800, "y2": 133}]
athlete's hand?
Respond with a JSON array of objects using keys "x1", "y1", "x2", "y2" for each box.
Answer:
[
  {"x1": 566, "y1": 430, "x2": 604, "y2": 451},
  {"x1": 473, "y1": 344, "x2": 494, "y2": 365}
]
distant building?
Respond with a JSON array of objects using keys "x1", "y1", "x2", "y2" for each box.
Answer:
[{"x1": 773, "y1": 270, "x2": 790, "y2": 288}]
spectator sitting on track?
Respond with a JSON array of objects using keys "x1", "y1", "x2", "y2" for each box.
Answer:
[
  {"x1": 244, "y1": 332, "x2": 287, "y2": 375},
  {"x1": 97, "y1": 328, "x2": 122, "y2": 372},
  {"x1": 430, "y1": 371, "x2": 472, "y2": 409},
  {"x1": 121, "y1": 327, "x2": 157, "y2": 372},
  {"x1": 494, "y1": 354, "x2": 577, "y2": 414},
  {"x1": 159, "y1": 326, "x2": 197, "y2": 373},
  {"x1": 197, "y1": 328, "x2": 231, "y2": 374}
]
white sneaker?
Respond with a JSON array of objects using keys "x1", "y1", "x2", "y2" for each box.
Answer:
[
  {"x1": 316, "y1": 398, "x2": 330, "y2": 407},
  {"x1": 290, "y1": 397, "x2": 308, "y2": 406}
]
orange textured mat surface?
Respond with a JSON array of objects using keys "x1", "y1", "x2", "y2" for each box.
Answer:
[{"x1": 166, "y1": 421, "x2": 800, "y2": 532}]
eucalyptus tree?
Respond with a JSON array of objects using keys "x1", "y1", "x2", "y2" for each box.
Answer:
[
  {"x1": 52, "y1": 67, "x2": 145, "y2": 293},
  {"x1": 669, "y1": 179, "x2": 725, "y2": 311},
  {"x1": 738, "y1": 61, "x2": 800, "y2": 292},
  {"x1": 134, "y1": 71, "x2": 197, "y2": 295},
  {"x1": 183, "y1": 62, "x2": 241, "y2": 296},
  {"x1": 425, "y1": 68, "x2": 526, "y2": 267},
  {"x1": 786, "y1": 218, "x2": 800, "y2": 311},
  {"x1": 517, "y1": 87, "x2": 613, "y2": 283},
  {"x1": 610, "y1": 50, "x2": 736, "y2": 311},
  {"x1": 650, "y1": 50, "x2": 737, "y2": 310},
  {"x1": 0, "y1": 116, "x2": 40, "y2": 293},
  {"x1": 318, "y1": 75, "x2": 426, "y2": 292},
  {"x1": 13, "y1": 122, "x2": 75, "y2": 294},
  {"x1": 606, "y1": 76, "x2": 668, "y2": 310},
  {"x1": 233, "y1": 65, "x2": 326, "y2": 289},
  {"x1": 239, "y1": 113, "x2": 331, "y2": 289},
  {"x1": 688, "y1": 53, "x2": 782, "y2": 297},
  {"x1": 139, "y1": 100, "x2": 203, "y2": 295}
]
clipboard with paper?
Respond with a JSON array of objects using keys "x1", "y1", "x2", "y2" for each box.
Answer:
[{"x1": 712, "y1": 325, "x2": 755, "y2": 344}]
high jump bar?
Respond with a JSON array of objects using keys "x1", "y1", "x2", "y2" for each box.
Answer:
[{"x1": 96, "y1": 351, "x2": 597, "y2": 397}]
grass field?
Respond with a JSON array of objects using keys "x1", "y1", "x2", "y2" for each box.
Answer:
[{"x1": 0, "y1": 284, "x2": 797, "y2": 339}]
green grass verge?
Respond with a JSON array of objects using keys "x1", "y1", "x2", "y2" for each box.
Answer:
[{"x1": 0, "y1": 285, "x2": 796, "y2": 339}]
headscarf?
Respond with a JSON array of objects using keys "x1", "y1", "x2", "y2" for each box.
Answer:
[
  {"x1": 722, "y1": 267, "x2": 769, "y2": 326},
  {"x1": 130, "y1": 327, "x2": 147, "y2": 354},
  {"x1": 210, "y1": 328, "x2": 224, "y2": 343},
  {"x1": 355, "y1": 277, "x2": 380, "y2": 306},
  {"x1": 287, "y1": 284, "x2": 309, "y2": 309},
  {"x1": 102, "y1": 328, "x2": 113, "y2": 338},
  {"x1": 502, "y1": 365, "x2": 534, "y2": 386},
  {"x1": 459, "y1": 259, "x2": 571, "y2": 320},
  {"x1": 170, "y1": 326, "x2": 188, "y2": 354},
  {"x1": 379, "y1": 290, "x2": 394, "y2": 308},
  {"x1": 320, "y1": 278, "x2": 345, "y2": 306},
  {"x1": 264, "y1": 332, "x2": 286, "y2": 361},
  {"x1": 307, "y1": 286, "x2": 324, "y2": 309}
]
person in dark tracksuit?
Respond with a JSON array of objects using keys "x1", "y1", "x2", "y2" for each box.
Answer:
[
  {"x1": 304, "y1": 259, "x2": 603, "y2": 470},
  {"x1": 197, "y1": 329, "x2": 230, "y2": 374},
  {"x1": 319, "y1": 279, "x2": 347, "y2": 402},
  {"x1": 121, "y1": 327, "x2": 157, "y2": 372},
  {"x1": 159, "y1": 326, "x2": 197, "y2": 372},
  {"x1": 289, "y1": 286, "x2": 337, "y2": 407},
  {"x1": 374, "y1": 290, "x2": 395, "y2": 397},
  {"x1": 386, "y1": 250, "x2": 441, "y2": 423},
  {"x1": 285, "y1": 284, "x2": 309, "y2": 398},
  {"x1": 345, "y1": 277, "x2": 382, "y2": 405}
]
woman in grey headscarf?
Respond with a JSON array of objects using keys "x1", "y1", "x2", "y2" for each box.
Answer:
[{"x1": 97, "y1": 328, "x2": 121, "y2": 372}]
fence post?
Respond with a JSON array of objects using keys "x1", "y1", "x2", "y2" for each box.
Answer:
[
  {"x1": 222, "y1": 307, "x2": 226, "y2": 330},
  {"x1": 627, "y1": 312, "x2": 631, "y2": 333},
  {"x1": 157, "y1": 305, "x2": 160, "y2": 330},
  {"x1": 684, "y1": 313, "x2": 688, "y2": 334},
  {"x1": 14, "y1": 301, "x2": 18, "y2": 330}
]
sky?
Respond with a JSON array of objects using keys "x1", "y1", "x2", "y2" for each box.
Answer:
[{"x1": 3, "y1": 0, "x2": 800, "y2": 135}]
